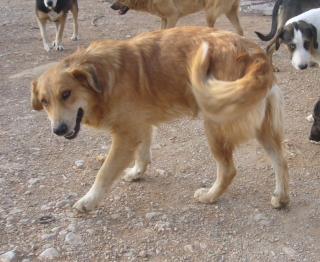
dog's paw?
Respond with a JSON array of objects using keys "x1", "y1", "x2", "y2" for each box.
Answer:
[
  {"x1": 73, "y1": 193, "x2": 100, "y2": 212},
  {"x1": 194, "y1": 188, "x2": 214, "y2": 204},
  {"x1": 71, "y1": 34, "x2": 79, "y2": 41},
  {"x1": 271, "y1": 194, "x2": 289, "y2": 209},
  {"x1": 306, "y1": 114, "x2": 314, "y2": 122},
  {"x1": 123, "y1": 166, "x2": 143, "y2": 182},
  {"x1": 52, "y1": 41, "x2": 64, "y2": 51},
  {"x1": 43, "y1": 43, "x2": 51, "y2": 52}
]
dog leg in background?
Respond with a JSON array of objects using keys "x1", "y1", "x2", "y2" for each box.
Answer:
[
  {"x1": 37, "y1": 18, "x2": 51, "y2": 52},
  {"x1": 52, "y1": 16, "x2": 67, "y2": 51},
  {"x1": 165, "y1": 16, "x2": 179, "y2": 29},
  {"x1": 123, "y1": 126, "x2": 153, "y2": 182},
  {"x1": 194, "y1": 120, "x2": 237, "y2": 203},
  {"x1": 205, "y1": 12, "x2": 217, "y2": 28},
  {"x1": 70, "y1": 1, "x2": 79, "y2": 41},
  {"x1": 225, "y1": 3, "x2": 244, "y2": 36},
  {"x1": 73, "y1": 131, "x2": 141, "y2": 212},
  {"x1": 161, "y1": 18, "x2": 167, "y2": 29},
  {"x1": 257, "y1": 86, "x2": 289, "y2": 208}
]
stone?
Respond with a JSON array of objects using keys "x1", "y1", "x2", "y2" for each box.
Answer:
[
  {"x1": 0, "y1": 250, "x2": 18, "y2": 262},
  {"x1": 41, "y1": 233, "x2": 56, "y2": 241},
  {"x1": 145, "y1": 212, "x2": 162, "y2": 221},
  {"x1": 27, "y1": 178, "x2": 41, "y2": 186},
  {"x1": 65, "y1": 232, "x2": 82, "y2": 246},
  {"x1": 282, "y1": 247, "x2": 298, "y2": 258},
  {"x1": 74, "y1": 160, "x2": 85, "y2": 169},
  {"x1": 38, "y1": 247, "x2": 60, "y2": 260}
]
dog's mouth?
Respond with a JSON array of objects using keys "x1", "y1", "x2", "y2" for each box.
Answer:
[
  {"x1": 110, "y1": 3, "x2": 130, "y2": 15},
  {"x1": 64, "y1": 108, "x2": 84, "y2": 140}
]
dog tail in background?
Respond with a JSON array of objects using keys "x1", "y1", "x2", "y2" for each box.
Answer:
[
  {"x1": 189, "y1": 42, "x2": 273, "y2": 122},
  {"x1": 255, "y1": 0, "x2": 283, "y2": 41}
]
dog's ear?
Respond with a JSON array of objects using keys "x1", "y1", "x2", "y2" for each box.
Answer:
[
  {"x1": 69, "y1": 65, "x2": 102, "y2": 93},
  {"x1": 275, "y1": 28, "x2": 284, "y2": 51},
  {"x1": 31, "y1": 80, "x2": 43, "y2": 111},
  {"x1": 311, "y1": 24, "x2": 318, "y2": 49}
]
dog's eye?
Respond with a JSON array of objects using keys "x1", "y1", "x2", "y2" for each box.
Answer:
[
  {"x1": 304, "y1": 41, "x2": 310, "y2": 50},
  {"x1": 288, "y1": 43, "x2": 296, "y2": 50},
  {"x1": 62, "y1": 90, "x2": 71, "y2": 101},
  {"x1": 41, "y1": 98, "x2": 49, "y2": 107}
]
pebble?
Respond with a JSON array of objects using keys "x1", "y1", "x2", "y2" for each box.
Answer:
[
  {"x1": 155, "y1": 169, "x2": 166, "y2": 176},
  {"x1": 74, "y1": 160, "x2": 85, "y2": 169},
  {"x1": 67, "y1": 223, "x2": 77, "y2": 232},
  {"x1": 65, "y1": 232, "x2": 82, "y2": 246},
  {"x1": 184, "y1": 244, "x2": 194, "y2": 253},
  {"x1": 0, "y1": 250, "x2": 18, "y2": 262},
  {"x1": 41, "y1": 233, "x2": 56, "y2": 241},
  {"x1": 38, "y1": 247, "x2": 60, "y2": 260},
  {"x1": 145, "y1": 212, "x2": 162, "y2": 221},
  {"x1": 27, "y1": 178, "x2": 40, "y2": 187},
  {"x1": 283, "y1": 247, "x2": 298, "y2": 258},
  {"x1": 55, "y1": 200, "x2": 70, "y2": 209}
]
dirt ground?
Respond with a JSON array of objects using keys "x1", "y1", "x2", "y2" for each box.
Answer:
[{"x1": 1, "y1": 0, "x2": 320, "y2": 261}]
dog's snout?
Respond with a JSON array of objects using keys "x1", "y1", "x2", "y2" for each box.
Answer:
[
  {"x1": 53, "y1": 123, "x2": 68, "y2": 136},
  {"x1": 298, "y1": 64, "x2": 308, "y2": 70},
  {"x1": 47, "y1": 0, "x2": 53, "y2": 6}
]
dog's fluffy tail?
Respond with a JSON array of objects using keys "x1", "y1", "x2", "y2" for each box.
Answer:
[
  {"x1": 190, "y1": 42, "x2": 273, "y2": 122},
  {"x1": 255, "y1": 0, "x2": 283, "y2": 41}
]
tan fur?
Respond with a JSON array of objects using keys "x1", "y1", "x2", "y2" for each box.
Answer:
[
  {"x1": 31, "y1": 27, "x2": 289, "y2": 212},
  {"x1": 114, "y1": 0, "x2": 244, "y2": 34}
]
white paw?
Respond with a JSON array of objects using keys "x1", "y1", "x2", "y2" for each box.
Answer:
[
  {"x1": 123, "y1": 166, "x2": 143, "y2": 182},
  {"x1": 71, "y1": 34, "x2": 79, "y2": 41},
  {"x1": 73, "y1": 191, "x2": 102, "y2": 212},
  {"x1": 44, "y1": 43, "x2": 51, "y2": 52},
  {"x1": 52, "y1": 41, "x2": 64, "y2": 51},
  {"x1": 306, "y1": 114, "x2": 314, "y2": 122},
  {"x1": 194, "y1": 187, "x2": 213, "y2": 203}
]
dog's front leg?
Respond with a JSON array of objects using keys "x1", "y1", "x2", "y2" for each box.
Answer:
[
  {"x1": 52, "y1": 16, "x2": 66, "y2": 51},
  {"x1": 37, "y1": 18, "x2": 51, "y2": 52},
  {"x1": 73, "y1": 132, "x2": 139, "y2": 212}
]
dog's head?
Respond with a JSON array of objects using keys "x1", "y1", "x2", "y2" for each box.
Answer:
[
  {"x1": 31, "y1": 62, "x2": 103, "y2": 140},
  {"x1": 44, "y1": 0, "x2": 58, "y2": 9},
  {"x1": 276, "y1": 20, "x2": 318, "y2": 70},
  {"x1": 310, "y1": 100, "x2": 320, "y2": 142},
  {"x1": 110, "y1": 1, "x2": 130, "y2": 15}
]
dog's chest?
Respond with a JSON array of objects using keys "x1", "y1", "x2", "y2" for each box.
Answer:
[{"x1": 48, "y1": 10, "x2": 63, "y2": 21}]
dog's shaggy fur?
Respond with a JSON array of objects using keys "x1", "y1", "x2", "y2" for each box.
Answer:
[
  {"x1": 110, "y1": 0, "x2": 243, "y2": 34},
  {"x1": 31, "y1": 27, "x2": 289, "y2": 212}
]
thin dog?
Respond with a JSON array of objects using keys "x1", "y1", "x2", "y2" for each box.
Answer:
[
  {"x1": 255, "y1": 0, "x2": 320, "y2": 69},
  {"x1": 36, "y1": 0, "x2": 79, "y2": 51},
  {"x1": 31, "y1": 27, "x2": 289, "y2": 212},
  {"x1": 110, "y1": 0, "x2": 243, "y2": 34}
]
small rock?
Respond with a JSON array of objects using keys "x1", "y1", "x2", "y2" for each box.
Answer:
[
  {"x1": 282, "y1": 247, "x2": 298, "y2": 258},
  {"x1": 67, "y1": 223, "x2": 77, "y2": 232},
  {"x1": 38, "y1": 247, "x2": 60, "y2": 260},
  {"x1": 145, "y1": 212, "x2": 162, "y2": 221},
  {"x1": 65, "y1": 232, "x2": 82, "y2": 246},
  {"x1": 184, "y1": 244, "x2": 194, "y2": 253},
  {"x1": 41, "y1": 233, "x2": 56, "y2": 241},
  {"x1": 0, "y1": 250, "x2": 18, "y2": 262},
  {"x1": 95, "y1": 154, "x2": 105, "y2": 163},
  {"x1": 55, "y1": 200, "x2": 70, "y2": 209},
  {"x1": 155, "y1": 169, "x2": 166, "y2": 176},
  {"x1": 74, "y1": 160, "x2": 85, "y2": 169},
  {"x1": 28, "y1": 178, "x2": 40, "y2": 187}
]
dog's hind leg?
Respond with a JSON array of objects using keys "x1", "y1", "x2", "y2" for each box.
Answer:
[
  {"x1": 161, "y1": 18, "x2": 167, "y2": 29},
  {"x1": 256, "y1": 87, "x2": 289, "y2": 208},
  {"x1": 194, "y1": 120, "x2": 237, "y2": 204},
  {"x1": 205, "y1": 12, "x2": 217, "y2": 28},
  {"x1": 225, "y1": 2, "x2": 244, "y2": 35},
  {"x1": 123, "y1": 126, "x2": 153, "y2": 182},
  {"x1": 70, "y1": 0, "x2": 79, "y2": 41},
  {"x1": 37, "y1": 18, "x2": 51, "y2": 52},
  {"x1": 73, "y1": 131, "x2": 142, "y2": 212}
]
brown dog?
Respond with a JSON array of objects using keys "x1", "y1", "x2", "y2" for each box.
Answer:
[
  {"x1": 110, "y1": 0, "x2": 243, "y2": 34},
  {"x1": 31, "y1": 27, "x2": 289, "y2": 212}
]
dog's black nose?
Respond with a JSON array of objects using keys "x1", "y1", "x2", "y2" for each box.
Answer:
[
  {"x1": 53, "y1": 123, "x2": 68, "y2": 136},
  {"x1": 299, "y1": 64, "x2": 308, "y2": 70},
  {"x1": 47, "y1": 0, "x2": 53, "y2": 6}
]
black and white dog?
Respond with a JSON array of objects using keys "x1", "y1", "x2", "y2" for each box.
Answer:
[
  {"x1": 275, "y1": 8, "x2": 320, "y2": 70},
  {"x1": 36, "y1": 0, "x2": 79, "y2": 51},
  {"x1": 254, "y1": 0, "x2": 320, "y2": 70}
]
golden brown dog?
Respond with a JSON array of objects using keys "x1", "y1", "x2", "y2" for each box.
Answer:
[
  {"x1": 110, "y1": 0, "x2": 244, "y2": 34},
  {"x1": 31, "y1": 27, "x2": 289, "y2": 212}
]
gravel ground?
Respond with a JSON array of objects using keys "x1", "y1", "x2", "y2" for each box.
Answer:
[{"x1": 1, "y1": 0, "x2": 320, "y2": 261}]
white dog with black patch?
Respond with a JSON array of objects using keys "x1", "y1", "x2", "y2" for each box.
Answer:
[{"x1": 275, "y1": 8, "x2": 320, "y2": 70}]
